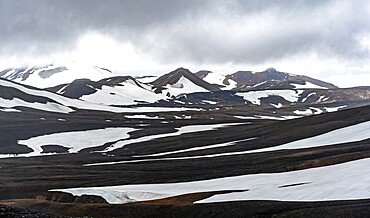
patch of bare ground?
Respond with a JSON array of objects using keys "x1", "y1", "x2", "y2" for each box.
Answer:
[{"x1": 2, "y1": 198, "x2": 370, "y2": 218}]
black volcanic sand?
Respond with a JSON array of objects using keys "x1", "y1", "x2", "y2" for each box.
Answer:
[
  {"x1": 2, "y1": 199, "x2": 370, "y2": 218},
  {"x1": 0, "y1": 106, "x2": 370, "y2": 217},
  {"x1": 0, "y1": 204, "x2": 75, "y2": 218}
]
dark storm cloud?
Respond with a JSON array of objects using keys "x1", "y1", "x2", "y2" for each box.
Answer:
[{"x1": 0, "y1": 0, "x2": 369, "y2": 65}]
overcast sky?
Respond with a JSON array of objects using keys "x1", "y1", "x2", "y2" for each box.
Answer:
[{"x1": 1, "y1": 0, "x2": 370, "y2": 87}]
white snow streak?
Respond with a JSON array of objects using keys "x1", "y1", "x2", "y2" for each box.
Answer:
[
  {"x1": 87, "y1": 120, "x2": 370, "y2": 165},
  {"x1": 54, "y1": 158, "x2": 370, "y2": 204},
  {"x1": 101, "y1": 123, "x2": 241, "y2": 153},
  {"x1": 17, "y1": 127, "x2": 135, "y2": 157}
]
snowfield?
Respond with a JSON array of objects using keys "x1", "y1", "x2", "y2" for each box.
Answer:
[
  {"x1": 165, "y1": 76, "x2": 209, "y2": 97},
  {"x1": 16, "y1": 127, "x2": 136, "y2": 157},
  {"x1": 0, "y1": 97, "x2": 73, "y2": 113},
  {"x1": 293, "y1": 82, "x2": 328, "y2": 89},
  {"x1": 80, "y1": 79, "x2": 165, "y2": 106},
  {"x1": 7, "y1": 123, "x2": 242, "y2": 158},
  {"x1": 53, "y1": 157, "x2": 370, "y2": 204},
  {"x1": 236, "y1": 90, "x2": 303, "y2": 105},
  {"x1": 201, "y1": 72, "x2": 237, "y2": 90},
  {"x1": 243, "y1": 120, "x2": 370, "y2": 153}
]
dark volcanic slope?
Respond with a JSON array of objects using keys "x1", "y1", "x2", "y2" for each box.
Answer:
[
  {"x1": 46, "y1": 76, "x2": 143, "y2": 99},
  {"x1": 212, "y1": 68, "x2": 338, "y2": 90},
  {"x1": 45, "y1": 79, "x2": 102, "y2": 99},
  {"x1": 152, "y1": 67, "x2": 221, "y2": 91},
  {"x1": 0, "y1": 204, "x2": 71, "y2": 218},
  {"x1": 3, "y1": 199, "x2": 370, "y2": 218}
]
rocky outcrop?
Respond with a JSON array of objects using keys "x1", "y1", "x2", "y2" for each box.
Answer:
[{"x1": 39, "y1": 191, "x2": 107, "y2": 204}]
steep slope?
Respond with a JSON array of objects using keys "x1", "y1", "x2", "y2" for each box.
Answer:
[
  {"x1": 151, "y1": 68, "x2": 221, "y2": 97},
  {"x1": 226, "y1": 68, "x2": 338, "y2": 90},
  {"x1": 0, "y1": 78, "x2": 74, "y2": 113},
  {"x1": 0, "y1": 63, "x2": 112, "y2": 88},
  {"x1": 0, "y1": 78, "x2": 194, "y2": 114},
  {"x1": 47, "y1": 76, "x2": 166, "y2": 106},
  {"x1": 195, "y1": 70, "x2": 237, "y2": 90},
  {"x1": 196, "y1": 68, "x2": 338, "y2": 91}
]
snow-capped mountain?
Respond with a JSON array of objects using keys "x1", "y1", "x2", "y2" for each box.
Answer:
[
  {"x1": 151, "y1": 68, "x2": 221, "y2": 97},
  {"x1": 46, "y1": 76, "x2": 166, "y2": 106},
  {"x1": 196, "y1": 68, "x2": 338, "y2": 90},
  {"x1": 0, "y1": 63, "x2": 112, "y2": 88},
  {"x1": 1, "y1": 65, "x2": 369, "y2": 113},
  {"x1": 179, "y1": 87, "x2": 370, "y2": 106},
  {"x1": 0, "y1": 78, "x2": 196, "y2": 114}
]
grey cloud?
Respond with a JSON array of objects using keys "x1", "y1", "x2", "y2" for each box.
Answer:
[
  {"x1": 0, "y1": 0, "x2": 369, "y2": 65},
  {"x1": 0, "y1": 0, "x2": 213, "y2": 54},
  {"x1": 137, "y1": 0, "x2": 370, "y2": 65}
]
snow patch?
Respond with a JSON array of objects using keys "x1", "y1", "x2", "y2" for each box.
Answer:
[
  {"x1": 126, "y1": 115, "x2": 163, "y2": 119},
  {"x1": 54, "y1": 158, "x2": 370, "y2": 204},
  {"x1": 165, "y1": 76, "x2": 209, "y2": 97},
  {"x1": 0, "y1": 108, "x2": 21, "y2": 112},
  {"x1": 293, "y1": 109, "x2": 313, "y2": 116},
  {"x1": 270, "y1": 103, "x2": 283, "y2": 108},
  {"x1": 302, "y1": 92, "x2": 316, "y2": 102},
  {"x1": 15, "y1": 127, "x2": 136, "y2": 157},
  {"x1": 236, "y1": 90, "x2": 302, "y2": 105},
  {"x1": 89, "y1": 123, "x2": 242, "y2": 156},
  {"x1": 324, "y1": 105, "x2": 347, "y2": 112},
  {"x1": 81, "y1": 81, "x2": 164, "y2": 106},
  {"x1": 202, "y1": 72, "x2": 237, "y2": 90}
]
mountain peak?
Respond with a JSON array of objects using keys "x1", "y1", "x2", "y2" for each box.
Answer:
[
  {"x1": 264, "y1": 67, "x2": 278, "y2": 73},
  {"x1": 212, "y1": 68, "x2": 339, "y2": 90},
  {"x1": 151, "y1": 68, "x2": 221, "y2": 93}
]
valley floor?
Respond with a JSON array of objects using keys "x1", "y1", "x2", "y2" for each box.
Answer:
[{"x1": 1, "y1": 103, "x2": 370, "y2": 217}]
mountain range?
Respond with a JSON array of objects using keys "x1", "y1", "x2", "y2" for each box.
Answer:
[
  {"x1": 0, "y1": 64, "x2": 370, "y2": 217},
  {"x1": 1, "y1": 64, "x2": 369, "y2": 118}
]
